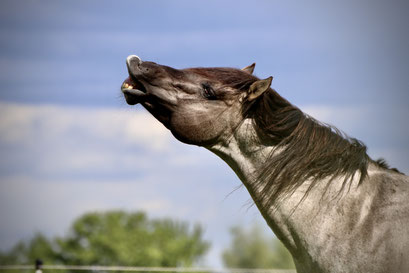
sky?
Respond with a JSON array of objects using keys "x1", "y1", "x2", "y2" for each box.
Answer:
[{"x1": 0, "y1": 0, "x2": 408, "y2": 267}]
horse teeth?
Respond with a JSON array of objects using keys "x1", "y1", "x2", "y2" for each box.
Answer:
[
  {"x1": 128, "y1": 85, "x2": 133, "y2": 89},
  {"x1": 124, "y1": 83, "x2": 129, "y2": 88}
]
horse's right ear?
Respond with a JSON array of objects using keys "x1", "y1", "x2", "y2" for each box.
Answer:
[
  {"x1": 247, "y1": 76, "x2": 273, "y2": 101},
  {"x1": 242, "y1": 63, "x2": 256, "y2": 74}
]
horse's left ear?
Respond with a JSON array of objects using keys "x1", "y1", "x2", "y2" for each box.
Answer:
[
  {"x1": 242, "y1": 63, "x2": 256, "y2": 74},
  {"x1": 247, "y1": 76, "x2": 273, "y2": 101}
]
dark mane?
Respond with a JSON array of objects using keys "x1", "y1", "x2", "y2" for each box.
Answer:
[
  {"x1": 374, "y1": 158, "x2": 404, "y2": 174},
  {"x1": 242, "y1": 88, "x2": 372, "y2": 202},
  {"x1": 187, "y1": 68, "x2": 402, "y2": 202}
]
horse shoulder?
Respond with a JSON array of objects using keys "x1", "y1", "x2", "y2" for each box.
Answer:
[
  {"x1": 350, "y1": 169, "x2": 409, "y2": 272},
  {"x1": 304, "y1": 169, "x2": 409, "y2": 273}
]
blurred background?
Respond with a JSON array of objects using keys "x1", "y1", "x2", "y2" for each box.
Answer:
[{"x1": 0, "y1": 0, "x2": 408, "y2": 269}]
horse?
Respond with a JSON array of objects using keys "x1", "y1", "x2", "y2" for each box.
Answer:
[{"x1": 121, "y1": 55, "x2": 409, "y2": 273}]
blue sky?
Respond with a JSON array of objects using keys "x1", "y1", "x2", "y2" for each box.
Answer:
[{"x1": 0, "y1": 0, "x2": 408, "y2": 267}]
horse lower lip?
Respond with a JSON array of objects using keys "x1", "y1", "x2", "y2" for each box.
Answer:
[{"x1": 123, "y1": 89, "x2": 146, "y2": 96}]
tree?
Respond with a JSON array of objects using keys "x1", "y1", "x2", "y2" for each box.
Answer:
[
  {"x1": 0, "y1": 211, "x2": 210, "y2": 268},
  {"x1": 222, "y1": 224, "x2": 295, "y2": 269},
  {"x1": 0, "y1": 233, "x2": 57, "y2": 265}
]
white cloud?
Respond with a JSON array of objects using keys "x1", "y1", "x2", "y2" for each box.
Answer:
[
  {"x1": 0, "y1": 102, "x2": 182, "y2": 176},
  {"x1": 0, "y1": 102, "x2": 170, "y2": 150},
  {"x1": 0, "y1": 102, "x2": 221, "y2": 179},
  {"x1": 0, "y1": 176, "x2": 182, "y2": 246}
]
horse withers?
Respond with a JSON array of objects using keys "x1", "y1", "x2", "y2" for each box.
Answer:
[{"x1": 121, "y1": 55, "x2": 409, "y2": 273}]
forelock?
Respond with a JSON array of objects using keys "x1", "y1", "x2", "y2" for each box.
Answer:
[{"x1": 185, "y1": 67, "x2": 258, "y2": 91}]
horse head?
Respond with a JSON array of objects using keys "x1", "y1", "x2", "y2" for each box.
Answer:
[{"x1": 121, "y1": 55, "x2": 272, "y2": 146}]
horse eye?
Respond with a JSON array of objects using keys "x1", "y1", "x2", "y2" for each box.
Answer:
[{"x1": 202, "y1": 83, "x2": 217, "y2": 100}]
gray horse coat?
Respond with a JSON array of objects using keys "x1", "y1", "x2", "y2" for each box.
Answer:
[{"x1": 121, "y1": 55, "x2": 409, "y2": 273}]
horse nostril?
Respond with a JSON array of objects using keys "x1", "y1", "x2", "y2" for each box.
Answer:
[
  {"x1": 126, "y1": 55, "x2": 142, "y2": 74},
  {"x1": 126, "y1": 55, "x2": 141, "y2": 66}
]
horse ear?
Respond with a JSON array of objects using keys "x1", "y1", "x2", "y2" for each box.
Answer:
[
  {"x1": 242, "y1": 63, "x2": 256, "y2": 74},
  {"x1": 247, "y1": 76, "x2": 273, "y2": 101}
]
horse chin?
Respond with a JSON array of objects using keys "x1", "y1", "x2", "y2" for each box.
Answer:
[{"x1": 123, "y1": 89, "x2": 146, "y2": 105}]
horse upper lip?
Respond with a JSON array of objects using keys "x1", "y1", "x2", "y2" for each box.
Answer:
[
  {"x1": 123, "y1": 55, "x2": 146, "y2": 94},
  {"x1": 121, "y1": 76, "x2": 147, "y2": 94},
  {"x1": 126, "y1": 55, "x2": 142, "y2": 75},
  {"x1": 122, "y1": 55, "x2": 148, "y2": 105}
]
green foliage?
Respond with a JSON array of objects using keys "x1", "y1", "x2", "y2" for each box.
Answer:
[
  {"x1": 0, "y1": 211, "x2": 210, "y2": 268},
  {"x1": 222, "y1": 224, "x2": 295, "y2": 269},
  {"x1": 0, "y1": 233, "x2": 56, "y2": 265}
]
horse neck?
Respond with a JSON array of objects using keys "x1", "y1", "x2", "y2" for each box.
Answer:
[
  {"x1": 208, "y1": 118, "x2": 364, "y2": 259},
  {"x1": 207, "y1": 118, "x2": 302, "y2": 250},
  {"x1": 207, "y1": 118, "x2": 409, "y2": 273}
]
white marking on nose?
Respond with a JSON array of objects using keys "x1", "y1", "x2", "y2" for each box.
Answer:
[{"x1": 126, "y1": 55, "x2": 142, "y2": 67}]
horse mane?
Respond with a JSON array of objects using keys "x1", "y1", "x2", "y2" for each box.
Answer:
[
  {"x1": 187, "y1": 68, "x2": 401, "y2": 202},
  {"x1": 241, "y1": 88, "x2": 387, "y2": 203}
]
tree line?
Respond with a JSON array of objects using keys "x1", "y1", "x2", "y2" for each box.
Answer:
[{"x1": 0, "y1": 211, "x2": 294, "y2": 269}]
